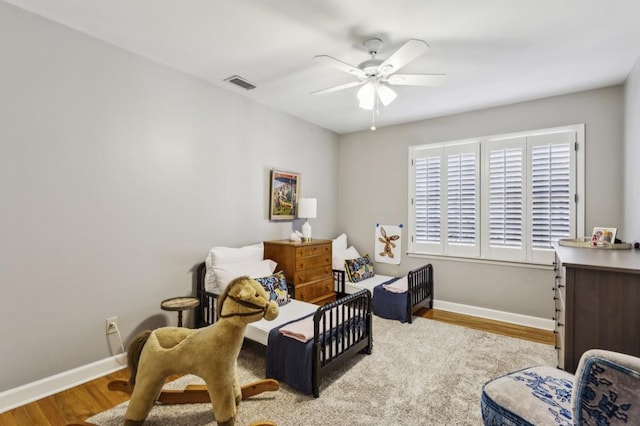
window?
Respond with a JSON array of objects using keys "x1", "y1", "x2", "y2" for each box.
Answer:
[{"x1": 409, "y1": 125, "x2": 583, "y2": 265}]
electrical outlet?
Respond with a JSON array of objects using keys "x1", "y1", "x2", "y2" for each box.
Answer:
[{"x1": 106, "y1": 316, "x2": 118, "y2": 335}]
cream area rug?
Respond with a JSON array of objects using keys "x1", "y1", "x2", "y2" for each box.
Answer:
[{"x1": 87, "y1": 315, "x2": 555, "y2": 425}]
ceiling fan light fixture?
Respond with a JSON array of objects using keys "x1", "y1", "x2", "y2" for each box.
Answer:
[
  {"x1": 357, "y1": 82, "x2": 375, "y2": 110},
  {"x1": 376, "y1": 84, "x2": 397, "y2": 106}
]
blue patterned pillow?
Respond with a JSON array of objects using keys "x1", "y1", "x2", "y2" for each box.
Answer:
[
  {"x1": 345, "y1": 255, "x2": 375, "y2": 283},
  {"x1": 255, "y1": 271, "x2": 290, "y2": 306}
]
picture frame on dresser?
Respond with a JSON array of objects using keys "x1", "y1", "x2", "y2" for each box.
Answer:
[
  {"x1": 269, "y1": 169, "x2": 300, "y2": 221},
  {"x1": 591, "y1": 226, "x2": 616, "y2": 244}
]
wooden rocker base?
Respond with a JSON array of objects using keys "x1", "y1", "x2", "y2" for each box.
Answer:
[
  {"x1": 107, "y1": 378, "x2": 279, "y2": 404},
  {"x1": 90, "y1": 379, "x2": 279, "y2": 426}
]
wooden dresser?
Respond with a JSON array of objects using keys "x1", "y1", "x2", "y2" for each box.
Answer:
[
  {"x1": 264, "y1": 239, "x2": 335, "y2": 305},
  {"x1": 554, "y1": 243, "x2": 640, "y2": 373}
]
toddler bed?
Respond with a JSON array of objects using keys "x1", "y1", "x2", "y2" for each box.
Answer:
[
  {"x1": 331, "y1": 242, "x2": 433, "y2": 323},
  {"x1": 333, "y1": 264, "x2": 432, "y2": 323},
  {"x1": 195, "y1": 260, "x2": 372, "y2": 398}
]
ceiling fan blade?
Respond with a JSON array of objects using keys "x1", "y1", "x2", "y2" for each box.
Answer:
[
  {"x1": 313, "y1": 55, "x2": 367, "y2": 80},
  {"x1": 311, "y1": 80, "x2": 364, "y2": 95},
  {"x1": 387, "y1": 73, "x2": 446, "y2": 87},
  {"x1": 378, "y1": 39, "x2": 429, "y2": 75}
]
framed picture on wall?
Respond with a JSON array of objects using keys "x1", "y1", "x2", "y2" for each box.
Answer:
[{"x1": 269, "y1": 169, "x2": 300, "y2": 221}]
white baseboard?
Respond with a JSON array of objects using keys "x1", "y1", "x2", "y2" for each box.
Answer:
[
  {"x1": 0, "y1": 353, "x2": 127, "y2": 414},
  {"x1": 433, "y1": 300, "x2": 554, "y2": 331}
]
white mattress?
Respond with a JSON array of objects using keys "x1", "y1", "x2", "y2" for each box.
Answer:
[
  {"x1": 244, "y1": 299, "x2": 318, "y2": 346},
  {"x1": 343, "y1": 274, "x2": 395, "y2": 296}
]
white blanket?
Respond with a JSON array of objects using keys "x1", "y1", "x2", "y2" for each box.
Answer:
[
  {"x1": 244, "y1": 299, "x2": 317, "y2": 346},
  {"x1": 279, "y1": 305, "x2": 359, "y2": 343},
  {"x1": 279, "y1": 314, "x2": 315, "y2": 343},
  {"x1": 382, "y1": 276, "x2": 408, "y2": 293}
]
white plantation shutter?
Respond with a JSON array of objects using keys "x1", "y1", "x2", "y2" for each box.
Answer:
[
  {"x1": 415, "y1": 156, "x2": 441, "y2": 243},
  {"x1": 483, "y1": 137, "x2": 526, "y2": 261},
  {"x1": 489, "y1": 148, "x2": 523, "y2": 247},
  {"x1": 527, "y1": 132, "x2": 576, "y2": 263},
  {"x1": 411, "y1": 147, "x2": 443, "y2": 253},
  {"x1": 447, "y1": 153, "x2": 475, "y2": 243},
  {"x1": 445, "y1": 144, "x2": 479, "y2": 256}
]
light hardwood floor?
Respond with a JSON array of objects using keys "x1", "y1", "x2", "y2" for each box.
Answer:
[{"x1": 0, "y1": 309, "x2": 554, "y2": 425}]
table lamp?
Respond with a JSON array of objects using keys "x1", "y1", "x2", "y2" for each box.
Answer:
[{"x1": 297, "y1": 198, "x2": 317, "y2": 242}]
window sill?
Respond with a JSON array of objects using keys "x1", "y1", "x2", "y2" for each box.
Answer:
[{"x1": 407, "y1": 252, "x2": 555, "y2": 270}]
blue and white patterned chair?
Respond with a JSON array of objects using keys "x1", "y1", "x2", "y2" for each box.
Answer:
[{"x1": 481, "y1": 349, "x2": 640, "y2": 425}]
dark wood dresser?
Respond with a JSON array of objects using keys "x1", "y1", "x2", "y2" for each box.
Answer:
[
  {"x1": 554, "y1": 243, "x2": 640, "y2": 373},
  {"x1": 264, "y1": 239, "x2": 335, "y2": 305}
]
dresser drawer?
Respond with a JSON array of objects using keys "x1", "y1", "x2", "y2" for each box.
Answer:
[
  {"x1": 295, "y1": 278, "x2": 335, "y2": 302},
  {"x1": 313, "y1": 292, "x2": 337, "y2": 306},
  {"x1": 296, "y1": 244, "x2": 330, "y2": 258},
  {"x1": 293, "y1": 265, "x2": 332, "y2": 285},
  {"x1": 295, "y1": 254, "x2": 331, "y2": 270}
]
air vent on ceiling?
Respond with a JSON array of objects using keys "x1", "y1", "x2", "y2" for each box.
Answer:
[{"x1": 224, "y1": 75, "x2": 256, "y2": 90}]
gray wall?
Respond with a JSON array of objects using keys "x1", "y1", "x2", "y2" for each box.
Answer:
[
  {"x1": 0, "y1": 3, "x2": 339, "y2": 391},
  {"x1": 338, "y1": 86, "x2": 624, "y2": 319},
  {"x1": 624, "y1": 58, "x2": 640, "y2": 243}
]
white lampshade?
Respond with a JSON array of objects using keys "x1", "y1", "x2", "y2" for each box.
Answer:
[
  {"x1": 297, "y1": 198, "x2": 317, "y2": 219},
  {"x1": 357, "y1": 82, "x2": 397, "y2": 110},
  {"x1": 357, "y1": 82, "x2": 375, "y2": 110},
  {"x1": 298, "y1": 198, "x2": 317, "y2": 242},
  {"x1": 376, "y1": 83, "x2": 397, "y2": 106}
]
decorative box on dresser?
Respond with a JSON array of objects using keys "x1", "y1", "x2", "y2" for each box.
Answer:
[
  {"x1": 554, "y1": 243, "x2": 640, "y2": 373},
  {"x1": 263, "y1": 239, "x2": 336, "y2": 305}
]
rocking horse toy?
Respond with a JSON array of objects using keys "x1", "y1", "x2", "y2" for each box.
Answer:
[{"x1": 107, "y1": 276, "x2": 280, "y2": 426}]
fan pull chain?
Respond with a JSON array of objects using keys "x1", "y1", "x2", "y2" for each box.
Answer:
[
  {"x1": 371, "y1": 106, "x2": 376, "y2": 131},
  {"x1": 370, "y1": 91, "x2": 378, "y2": 131}
]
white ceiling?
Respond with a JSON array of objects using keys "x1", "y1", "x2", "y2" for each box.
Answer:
[{"x1": 6, "y1": 0, "x2": 640, "y2": 134}]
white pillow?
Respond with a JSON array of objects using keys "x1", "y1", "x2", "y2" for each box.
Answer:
[
  {"x1": 332, "y1": 246, "x2": 361, "y2": 271},
  {"x1": 332, "y1": 233, "x2": 348, "y2": 254},
  {"x1": 211, "y1": 259, "x2": 277, "y2": 293},
  {"x1": 209, "y1": 243, "x2": 263, "y2": 265},
  {"x1": 204, "y1": 243, "x2": 264, "y2": 292}
]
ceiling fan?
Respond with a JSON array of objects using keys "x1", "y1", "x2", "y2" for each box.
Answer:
[{"x1": 312, "y1": 38, "x2": 446, "y2": 113}]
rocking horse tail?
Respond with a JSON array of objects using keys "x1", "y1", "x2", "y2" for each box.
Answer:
[{"x1": 127, "y1": 330, "x2": 152, "y2": 388}]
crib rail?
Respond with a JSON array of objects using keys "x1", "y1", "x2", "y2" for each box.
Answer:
[
  {"x1": 333, "y1": 269, "x2": 346, "y2": 297},
  {"x1": 406, "y1": 263, "x2": 434, "y2": 324},
  {"x1": 196, "y1": 263, "x2": 219, "y2": 327},
  {"x1": 312, "y1": 289, "x2": 372, "y2": 397}
]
